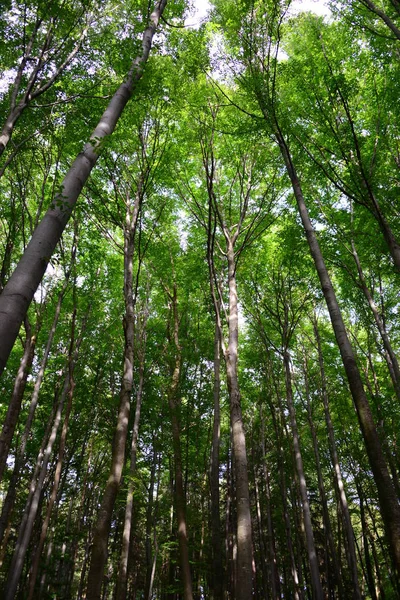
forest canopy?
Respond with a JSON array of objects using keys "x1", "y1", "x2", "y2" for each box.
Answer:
[{"x1": 0, "y1": 0, "x2": 399, "y2": 598}]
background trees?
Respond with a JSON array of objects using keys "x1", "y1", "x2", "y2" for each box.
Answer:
[{"x1": 0, "y1": 0, "x2": 399, "y2": 597}]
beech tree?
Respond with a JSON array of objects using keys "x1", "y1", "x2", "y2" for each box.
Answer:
[{"x1": 0, "y1": 0, "x2": 399, "y2": 598}]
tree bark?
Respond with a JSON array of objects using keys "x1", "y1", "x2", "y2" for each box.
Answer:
[
  {"x1": 283, "y1": 350, "x2": 324, "y2": 600},
  {"x1": 26, "y1": 361, "x2": 76, "y2": 599},
  {"x1": 144, "y1": 444, "x2": 160, "y2": 600},
  {"x1": 259, "y1": 404, "x2": 281, "y2": 600},
  {"x1": 267, "y1": 390, "x2": 302, "y2": 600},
  {"x1": 115, "y1": 301, "x2": 148, "y2": 600},
  {"x1": 166, "y1": 283, "x2": 193, "y2": 600},
  {"x1": 3, "y1": 293, "x2": 86, "y2": 599},
  {"x1": 4, "y1": 372, "x2": 69, "y2": 598},
  {"x1": 0, "y1": 277, "x2": 68, "y2": 546},
  {"x1": 86, "y1": 149, "x2": 148, "y2": 596},
  {"x1": 0, "y1": 317, "x2": 38, "y2": 483},
  {"x1": 0, "y1": 13, "x2": 89, "y2": 158},
  {"x1": 275, "y1": 128, "x2": 400, "y2": 578},
  {"x1": 302, "y1": 354, "x2": 342, "y2": 598},
  {"x1": 313, "y1": 315, "x2": 361, "y2": 599},
  {"x1": 350, "y1": 239, "x2": 400, "y2": 401},
  {"x1": 359, "y1": 0, "x2": 400, "y2": 39},
  {"x1": 224, "y1": 241, "x2": 253, "y2": 600},
  {"x1": 210, "y1": 321, "x2": 223, "y2": 600}
]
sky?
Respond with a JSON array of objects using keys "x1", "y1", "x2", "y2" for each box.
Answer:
[
  {"x1": 187, "y1": 0, "x2": 331, "y2": 27},
  {"x1": 0, "y1": 0, "x2": 331, "y2": 94}
]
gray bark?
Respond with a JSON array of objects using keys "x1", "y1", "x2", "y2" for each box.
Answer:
[
  {"x1": 0, "y1": 317, "x2": 38, "y2": 482},
  {"x1": 210, "y1": 322, "x2": 223, "y2": 600},
  {"x1": 283, "y1": 351, "x2": 323, "y2": 600},
  {"x1": 313, "y1": 315, "x2": 361, "y2": 599},
  {"x1": 260, "y1": 405, "x2": 281, "y2": 599},
  {"x1": 225, "y1": 242, "x2": 253, "y2": 600},
  {"x1": 166, "y1": 284, "x2": 193, "y2": 600},
  {"x1": 0, "y1": 278, "x2": 67, "y2": 546},
  {"x1": 275, "y1": 127, "x2": 400, "y2": 578},
  {"x1": 350, "y1": 239, "x2": 400, "y2": 401},
  {"x1": 115, "y1": 301, "x2": 148, "y2": 600}
]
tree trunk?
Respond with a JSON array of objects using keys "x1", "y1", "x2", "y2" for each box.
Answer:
[
  {"x1": 26, "y1": 365, "x2": 76, "y2": 599},
  {"x1": 0, "y1": 317, "x2": 38, "y2": 482},
  {"x1": 259, "y1": 404, "x2": 280, "y2": 600},
  {"x1": 61, "y1": 438, "x2": 93, "y2": 599},
  {"x1": 302, "y1": 354, "x2": 342, "y2": 598},
  {"x1": 350, "y1": 238, "x2": 400, "y2": 400},
  {"x1": 115, "y1": 306, "x2": 148, "y2": 600},
  {"x1": 144, "y1": 444, "x2": 160, "y2": 600},
  {"x1": 167, "y1": 284, "x2": 193, "y2": 600},
  {"x1": 210, "y1": 321, "x2": 223, "y2": 600},
  {"x1": 4, "y1": 372, "x2": 69, "y2": 598},
  {"x1": 275, "y1": 128, "x2": 400, "y2": 578},
  {"x1": 252, "y1": 450, "x2": 268, "y2": 596},
  {"x1": 86, "y1": 159, "x2": 147, "y2": 598},
  {"x1": 267, "y1": 390, "x2": 302, "y2": 600},
  {"x1": 356, "y1": 481, "x2": 378, "y2": 600},
  {"x1": 359, "y1": 0, "x2": 400, "y2": 39},
  {"x1": 0, "y1": 0, "x2": 168, "y2": 376},
  {"x1": 313, "y1": 315, "x2": 361, "y2": 599},
  {"x1": 225, "y1": 241, "x2": 253, "y2": 600},
  {"x1": 283, "y1": 350, "x2": 323, "y2": 600},
  {"x1": 3, "y1": 295, "x2": 85, "y2": 599},
  {"x1": 0, "y1": 106, "x2": 24, "y2": 157},
  {"x1": 0, "y1": 277, "x2": 68, "y2": 546}
]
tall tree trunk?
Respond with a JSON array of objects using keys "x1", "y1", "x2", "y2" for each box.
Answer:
[
  {"x1": 224, "y1": 241, "x2": 253, "y2": 600},
  {"x1": 356, "y1": 480, "x2": 378, "y2": 600},
  {"x1": 275, "y1": 127, "x2": 400, "y2": 578},
  {"x1": 260, "y1": 405, "x2": 281, "y2": 600},
  {"x1": 167, "y1": 283, "x2": 193, "y2": 600},
  {"x1": 61, "y1": 438, "x2": 93, "y2": 600},
  {"x1": 0, "y1": 316, "x2": 38, "y2": 482},
  {"x1": 144, "y1": 443, "x2": 160, "y2": 600},
  {"x1": 350, "y1": 238, "x2": 400, "y2": 400},
  {"x1": 0, "y1": 277, "x2": 68, "y2": 546},
  {"x1": 267, "y1": 391, "x2": 302, "y2": 600},
  {"x1": 26, "y1": 362, "x2": 76, "y2": 599},
  {"x1": 3, "y1": 294, "x2": 85, "y2": 599},
  {"x1": 0, "y1": 0, "x2": 168, "y2": 375},
  {"x1": 363, "y1": 349, "x2": 400, "y2": 497},
  {"x1": 252, "y1": 447, "x2": 268, "y2": 596},
  {"x1": 4, "y1": 371, "x2": 70, "y2": 598},
  {"x1": 313, "y1": 315, "x2": 361, "y2": 599},
  {"x1": 210, "y1": 322, "x2": 223, "y2": 600},
  {"x1": 225, "y1": 442, "x2": 235, "y2": 599},
  {"x1": 283, "y1": 350, "x2": 323, "y2": 600},
  {"x1": 86, "y1": 144, "x2": 152, "y2": 598},
  {"x1": 302, "y1": 354, "x2": 342, "y2": 598},
  {"x1": 86, "y1": 187, "x2": 141, "y2": 599},
  {"x1": 115, "y1": 302, "x2": 148, "y2": 600}
]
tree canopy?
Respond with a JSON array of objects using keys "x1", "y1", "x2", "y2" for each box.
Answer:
[{"x1": 0, "y1": 0, "x2": 399, "y2": 598}]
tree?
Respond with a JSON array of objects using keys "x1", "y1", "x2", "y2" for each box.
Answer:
[
  {"x1": 0, "y1": 1, "x2": 399, "y2": 596},
  {"x1": 0, "y1": 0, "x2": 168, "y2": 376}
]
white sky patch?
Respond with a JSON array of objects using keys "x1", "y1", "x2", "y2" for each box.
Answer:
[
  {"x1": 0, "y1": 68, "x2": 17, "y2": 96},
  {"x1": 187, "y1": 0, "x2": 330, "y2": 29},
  {"x1": 177, "y1": 209, "x2": 189, "y2": 251},
  {"x1": 185, "y1": 0, "x2": 211, "y2": 29},
  {"x1": 290, "y1": 0, "x2": 331, "y2": 17}
]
